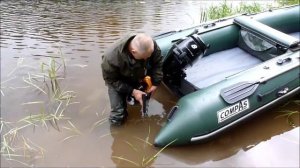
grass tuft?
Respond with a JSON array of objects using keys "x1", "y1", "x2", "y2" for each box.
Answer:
[
  {"x1": 1, "y1": 50, "x2": 80, "y2": 166},
  {"x1": 112, "y1": 126, "x2": 177, "y2": 167},
  {"x1": 206, "y1": 0, "x2": 299, "y2": 21}
]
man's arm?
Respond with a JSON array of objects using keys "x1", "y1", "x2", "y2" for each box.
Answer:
[
  {"x1": 101, "y1": 57, "x2": 134, "y2": 95},
  {"x1": 149, "y1": 42, "x2": 163, "y2": 86}
]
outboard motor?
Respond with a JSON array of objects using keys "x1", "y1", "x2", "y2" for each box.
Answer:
[
  {"x1": 172, "y1": 34, "x2": 207, "y2": 67},
  {"x1": 163, "y1": 33, "x2": 208, "y2": 87}
]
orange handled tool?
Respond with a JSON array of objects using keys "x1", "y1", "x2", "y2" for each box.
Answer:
[{"x1": 143, "y1": 76, "x2": 152, "y2": 93}]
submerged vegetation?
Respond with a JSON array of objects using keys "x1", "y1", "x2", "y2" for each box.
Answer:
[
  {"x1": 275, "y1": 99, "x2": 300, "y2": 127},
  {"x1": 1, "y1": 51, "x2": 80, "y2": 166},
  {"x1": 111, "y1": 126, "x2": 176, "y2": 167}
]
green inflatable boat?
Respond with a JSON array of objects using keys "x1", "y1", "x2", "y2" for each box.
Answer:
[{"x1": 153, "y1": 5, "x2": 300, "y2": 147}]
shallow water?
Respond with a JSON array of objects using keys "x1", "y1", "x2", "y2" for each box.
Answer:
[{"x1": 1, "y1": 0, "x2": 299, "y2": 167}]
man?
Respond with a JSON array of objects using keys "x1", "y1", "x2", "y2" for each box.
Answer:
[{"x1": 101, "y1": 33, "x2": 163, "y2": 126}]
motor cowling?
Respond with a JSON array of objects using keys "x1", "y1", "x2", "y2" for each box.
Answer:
[
  {"x1": 163, "y1": 33, "x2": 208, "y2": 87},
  {"x1": 172, "y1": 34, "x2": 207, "y2": 67}
]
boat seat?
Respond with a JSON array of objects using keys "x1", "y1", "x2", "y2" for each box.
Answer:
[
  {"x1": 234, "y1": 16, "x2": 299, "y2": 49},
  {"x1": 184, "y1": 47, "x2": 262, "y2": 89},
  {"x1": 184, "y1": 32, "x2": 298, "y2": 89}
]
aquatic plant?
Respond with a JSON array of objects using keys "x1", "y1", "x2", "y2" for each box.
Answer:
[
  {"x1": 1, "y1": 120, "x2": 45, "y2": 167},
  {"x1": 276, "y1": 110, "x2": 299, "y2": 127},
  {"x1": 207, "y1": 1, "x2": 234, "y2": 20},
  {"x1": 206, "y1": 0, "x2": 299, "y2": 21},
  {"x1": 1, "y1": 50, "x2": 80, "y2": 166},
  {"x1": 112, "y1": 139, "x2": 176, "y2": 167},
  {"x1": 236, "y1": 2, "x2": 263, "y2": 14},
  {"x1": 275, "y1": 99, "x2": 300, "y2": 127},
  {"x1": 20, "y1": 55, "x2": 77, "y2": 130},
  {"x1": 277, "y1": 0, "x2": 300, "y2": 6},
  {"x1": 111, "y1": 125, "x2": 177, "y2": 167},
  {"x1": 61, "y1": 120, "x2": 82, "y2": 142},
  {"x1": 90, "y1": 106, "x2": 108, "y2": 132},
  {"x1": 1, "y1": 57, "x2": 32, "y2": 96},
  {"x1": 207, "y1": 1, "x2": 267, "y2": 20}
]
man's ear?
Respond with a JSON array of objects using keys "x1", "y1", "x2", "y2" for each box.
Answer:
[
  {"x1": 131, "y1": 49, "x2": 140, "y2": 59},
  {"x1": 131, "y1": 49, "x2": 136, "y2": 54}
]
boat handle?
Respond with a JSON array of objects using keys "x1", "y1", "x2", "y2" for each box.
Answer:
[
  {"x1": 203, "y1": 22, "x2": 216, "y2": 29},
  {"x1": 257, "y1": 77, "x2": 298, "y2": 101},
  {"x1": 277, "y1": 57, "x2": 291, "y2": 65},
  {"x1": 258, "y1": 86, "x2": 290, "y2": 101},
  {"x1": 167, "y1": 106, "x2": 178, "y2": 122},
  {"x1": 277, "y1": 87, "x2": 289, "y2": 97}
]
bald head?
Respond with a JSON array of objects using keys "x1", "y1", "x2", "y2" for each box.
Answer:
[{"x1": 129, "y1": 33, "x2": 154, "y2": 60}]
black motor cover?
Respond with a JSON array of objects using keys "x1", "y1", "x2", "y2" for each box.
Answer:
[
  {"x1": 163, "y1": 33, "x2": 208, "y2": 87},
  {"x1": 172, "y1": 34, "x2": 207, "y2": 67}
]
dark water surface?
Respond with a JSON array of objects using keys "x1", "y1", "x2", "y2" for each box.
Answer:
[{"x1": 1, "y1": 0, "x2": 299, "y2": 167}]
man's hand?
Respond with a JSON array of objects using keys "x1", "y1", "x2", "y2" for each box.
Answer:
[
  {"x1": 132, "y1": 89, "x2": 146, "y2": 106},
  {"x1": 147, "y1": 85, "x2": 157, "y2": 94}
]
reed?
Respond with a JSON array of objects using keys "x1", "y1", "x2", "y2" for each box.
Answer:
[
  {"x1": 41, "y1": 58, "x2": 62, "y2": 95},
  {"x1": 275, "y1": 100, "x2": 300, "y2": 127},
  {"x1": 1, "y1": 122, "x2": 45, "y2": 167},
  {"x1": 1, "y1": 50, "x2": 80, "y2": 166},
  {"x1": 276, "y1": 110, "x2": 299, "y2": 127},
  {"x1": 61, "y1": 120, "x2": 82, "y2": 142},
  {"x1": 90, "y1": 107, "x2": 108, "y2": 132},
  {"x1": 206, "y1": 0, "x2": 299, "y2": 21},
  {"x1": 0, "y1": 76, "x2": 17, "y2": 96},
  {"x1": 277, "y1": 0, "x2": 300, "y2": 6},
  {"x1": 18, "y1": 103, "x2": 69, "y2": 131},
  {"x1": 112, "y1": 139, "x2": 176, "y2": 167},
  {"x1": 90, "y1": 118, "x2": 108, "y2": 132},
  {"x1": 207, "y1": 1, "x2": 234, "y2": 20},
  {"x1": 112, "y1": 126, "x2": 177, "y2": 167},
  {"x1": 236, "y1": 2, "x2": 263, "y2": 14}
]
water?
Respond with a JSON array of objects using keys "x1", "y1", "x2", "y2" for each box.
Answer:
[{"x1": 1, "y1": 0, "x2": 299, "y2": 167}]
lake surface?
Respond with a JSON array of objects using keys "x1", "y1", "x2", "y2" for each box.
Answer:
[{"x1": 1, "y1": 0, "x2": 299, "y2": 167}]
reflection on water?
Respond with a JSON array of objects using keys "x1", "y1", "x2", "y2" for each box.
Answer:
[{"x1": 1, "y1": 0, "x2": 299, "y2": 167}]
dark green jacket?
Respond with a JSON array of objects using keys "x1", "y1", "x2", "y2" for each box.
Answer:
[{"x1": 101, "y1": 34, "x2": 163, "y2": 95}]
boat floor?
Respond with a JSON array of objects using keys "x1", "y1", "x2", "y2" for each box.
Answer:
[{"x1": 184, "y1": 32, "x2": 299, "y2": 89}]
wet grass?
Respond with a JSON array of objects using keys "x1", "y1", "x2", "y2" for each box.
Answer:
[
  {"x1": 1, "y1": 57, "x2": 33, "y2": 96},
  {"x1": 111, "y1": 125, "x2": 177, "y2": 167},
  {"x1": 1, "y1": 51, "x2": 79, "y2": 166},
  {"x1": 1, "y1": 120, "x2": 45, "y2": 167},
  {"x1": 18, "y1": 55, "x2": 76, "y2": 131},
  {"x1": 275, "y1": 99, "x2": 300, "y2": 127},
  {"x1": 61, "y1": 120, "x2": 82, "y2": 142},
  {"x1": 90, "y1": 106, "x2": 108, "y2": 132}
]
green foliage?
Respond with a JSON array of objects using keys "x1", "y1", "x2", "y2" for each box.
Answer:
[
  {"x1": 277, "y1": 0, "x2": 300, "y2": 6},
  {"x1": 236, "y1": 2, "x2": 263, "y2": 14},
  {"x1": 207, "y1": 2, "x2": 234, "y2": 20},
  {"x1": 111, "y1": 126, "x2": 177, "y2": 167},
  {"x1": 275, "y1": 100, "x2": 300, "y2": 127},
  {"x1": 206, "y1": 0, "x2": 299, "y2": 21},
  {"x1": 1, "y1": 51, "x2": 78, "y2": 166}
]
